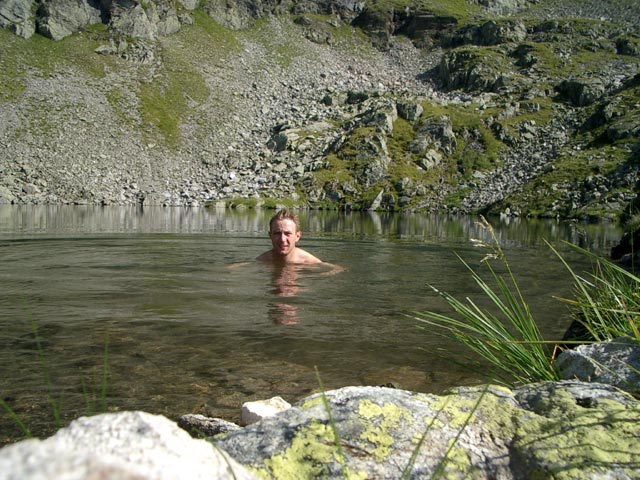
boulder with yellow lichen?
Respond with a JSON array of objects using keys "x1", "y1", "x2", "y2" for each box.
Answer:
[{"x1": 214, "y1": 382, "x2": 639, "y2": 479}]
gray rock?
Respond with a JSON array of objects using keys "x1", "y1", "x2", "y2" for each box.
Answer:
[
  {"x1": 0, "y1": 411, "x2": 258, "y2": 479},
  {"x1": 556, "y1": 337, "x2": 640, "y2": 395},
  {"x1": 477, "y1": 0, "x2": 529, "y2": 16},
  {"x1": 36, "y1": 0, "x2": 102, "y2": 40},
  {"x1": 0, "y1": 0, "x2": 35, "y2": 38},
  {"x1": 411, "y1": 115, "x2": 456, "y2": 155},
  {"x1": 0, "y1": 185, "x2": 16, "y2": 203},
  {"x1": 178, "y1": 414, "x2": 242, "y2": 437},
  {"x1": 109, "y1": 4, "x2": 158, "y2": 40},
  {"x1": 396, "y1": 101, "x2": 423, "y2": 122},
  {"x1": 514, "y1": 379, "x2": 639, "y2": 410},
  {"x1": 215, "y1": 384, "x2": 640, "y2": 479},
  {"x1": 556, "y1": 77, "x2": 608, "y2": 107}
]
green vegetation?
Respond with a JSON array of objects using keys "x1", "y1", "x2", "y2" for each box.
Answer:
[
  {"x1": 413, "y1": 217, "x2": 558, "y2": 385},
  {"x1": 138, "y1": 12, "x2": 228, "y2": 148},
  {"x1": 362, "y1": 0, "x2": 480, "y2": 24},
  {"x1": 0, "y1": 26, "x2": 119, "y2": 102},
  {"x1": 493, "y1": 73, "x2": 639, "y2": 219},
  {"x1": 413, "y1": 216, "x2": 639, "y2": 387},
  {"x1": 1, "y1": 315, "x2": 111, "y2": 441},
  {"x1": 239, "y1": 16, "x2": 304, "y2": 69},
  {"x1": 554, "y1": 242, "x2": 640, "y2": 343},
  {"x1": 224, "y1": 197, "x2": 259, "y2": 209}
]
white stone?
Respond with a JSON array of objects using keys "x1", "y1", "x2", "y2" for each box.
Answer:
[
  {"x1": 0, "y1": 411, "x2": 258, "y2": 480},
  {"x1": 240, "y1": 396, "x2": 292, "y2": 426}
]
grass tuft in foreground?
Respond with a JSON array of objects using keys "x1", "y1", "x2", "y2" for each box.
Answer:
[
  {"x1": 413, "y1": 216, "x2": 640, "y2": 387},
  {"x1": 551, "y1": 241, "x2": 640, "y2": 343},
  {"x1": 412, "y1": 216, "x2": 558, "y2": 385}
]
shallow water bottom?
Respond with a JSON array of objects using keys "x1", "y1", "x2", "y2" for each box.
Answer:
[{"x1": 0, "y1": 206, "x2": 621, "y2": 445}]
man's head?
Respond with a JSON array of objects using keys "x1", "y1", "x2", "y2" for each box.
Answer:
[{"x1": 268, "y1": 209, "x2": 301, "y2": 258}]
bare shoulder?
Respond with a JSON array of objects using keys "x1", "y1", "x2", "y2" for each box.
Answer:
[{"x1": 294, "y1": 248, "x2": 323, "y2": 264}]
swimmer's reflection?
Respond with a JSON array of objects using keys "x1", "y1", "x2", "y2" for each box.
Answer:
[{"x1": 268, "y1": 264, "x2": 305, "y2": 325}]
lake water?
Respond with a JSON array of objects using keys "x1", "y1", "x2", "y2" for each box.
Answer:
[{"x1": 0, "y1": 205, "x2": 622, "y2": 445}]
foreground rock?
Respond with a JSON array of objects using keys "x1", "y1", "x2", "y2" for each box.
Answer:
[
  {"x1": 2, "y1": 339, "x2": 639, "y2": 479},
  {"x1": 215, "y1": 382, "x2": 639, "y2": 479},
  {"x1": 0, "y1": 411, "x2": 257, "y2": 480},
  {"x1": 1, "y1": 382, "x2": 638, "y2": 479}
]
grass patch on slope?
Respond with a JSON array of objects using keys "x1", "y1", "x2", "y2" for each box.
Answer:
[
  {"x1": 239, "y1": 16, "x2": 305, "y2": 69},
  {"x1": 363, "y1": 0, "x2": 480, "y2": 23},
  {"x1": 0, "y1": 25, "x2": 118, "y2": 102},
  {"x1": 138, "y1": 11, "x2": 239, "y2": 148}
]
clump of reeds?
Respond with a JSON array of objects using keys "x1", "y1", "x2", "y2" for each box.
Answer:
[{"x1": 413, "y1": 216, "x2": 639, "y2": 387}]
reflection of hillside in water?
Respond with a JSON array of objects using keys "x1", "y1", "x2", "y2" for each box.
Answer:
[
  {"x1": 304, "y1": 210, "x2": 621, "y2": 254},
  {"x1": 0, "y1": 205, "x2": 621, "y2": 254}
]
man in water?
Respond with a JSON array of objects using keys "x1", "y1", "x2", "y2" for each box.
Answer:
[
  {"x1": 255, "y1": 209, "x2": 343, "y2": 324},
  {"x1": 256, "y1": 209, "x2": 323, "y2": 264}
]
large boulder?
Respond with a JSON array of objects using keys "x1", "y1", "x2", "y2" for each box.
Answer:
[
  {"x1": 109, "y1": 1, "x2": 179, "y2": 40},
  {"x1": 215, "y1": 383, "x2": 640, "y2": 479},
  {"x1": 438, "y1": 48, "x2": 513, "y2": 92},
  {"x1": 446, "y1": 19, "x2": 527, "y2": 47},
  {"x1": 410, "y1": 115, "x2": 457, "y2": 156},
  {"x1": 36, "y1": 0, "x2": 102, "y2": 40},
  {"x1": 556, "y1": 77, "x2": 608, "y2": 107},
  {"x1": 0, "y1": 0, "x2": 36, "y2": 38},
  {"x1": 0, "y1": 411, "x2": 258, "y2": 479}
]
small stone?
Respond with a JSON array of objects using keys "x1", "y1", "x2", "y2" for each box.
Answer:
[{"x1": 240, "y1": 396, "x2": 291, "y2": 426}]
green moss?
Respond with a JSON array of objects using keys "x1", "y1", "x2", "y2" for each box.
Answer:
[
  {"x1": 225, "y1": 197, "x2": 258, "y2": 208},
  {"x1": 357, "y1": 399, "x2": 412, "y2": 461},
  {"x1": 138, "y1": 21, "x2": 213, "y2": 148},
  {"x1": 301, "y1": 397, "x2": 324, "y2": 410},
  {"x1": 512, "y1": 393, "x2": 640, "y2": 479},
  {"x1": 261, "y1": 197, "x2": 302, "y2": 209},
  {"x1": 312, "y1": 154, "x2": 356, "y2": 186},
  {"x1": 178, "y1": 10, "x2": 241, "y2": 61},
  {"x1": 256, "y1": 420, "x2": 367, "y2": 480},
  {"x1": 419, "y1": 101, "x2": 502, "y2": 175}
]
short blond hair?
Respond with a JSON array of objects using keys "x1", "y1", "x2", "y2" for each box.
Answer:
[{"x1": 269, "y1": 209, "x2": 300, "y2": 232}]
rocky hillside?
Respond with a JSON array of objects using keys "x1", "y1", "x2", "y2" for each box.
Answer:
[{"x1": 1, "y1": 0, "x2": 639, "y2": 221}]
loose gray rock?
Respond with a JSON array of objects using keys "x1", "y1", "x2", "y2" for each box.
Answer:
[
  {"x1": 36, "y1": 0, "x2": 102, "y2": 40},
  {"x1": 556, "y1": 336, "x2": 640, "y2": 395},
  {"x1": 178, "y1": 414, "x2": 242, "y2": 437}
]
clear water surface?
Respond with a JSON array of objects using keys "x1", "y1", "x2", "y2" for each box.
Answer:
[{"x1": 0, "y1": 205, "x2": 622, "y2": 445}]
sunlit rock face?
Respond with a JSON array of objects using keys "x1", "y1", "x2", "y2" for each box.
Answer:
[{"x1": 215, "y1": 382, "x2": 640, "y2": 479}]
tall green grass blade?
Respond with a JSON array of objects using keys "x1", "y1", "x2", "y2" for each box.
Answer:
[
  {"x1": 413, "y1": 217, "x2": 558, "y2": 385},
  {"x1": 27, "y1": 313, "x2": 63, "y2": 427},
  {"x1": 548, "y1": 241, "x2": 640, "y2": 342},
  {"x1": 314, "y1": 366, "x2": 346, "y2": 466},
  {"x1": 0, "y1": 399, "x2": 32, "y2": 438},
  {"x1": 101, "y1": 337, "x2": 110, "y2": 413},
  {"x1": 431, "y1": 385, "x2": 490, "y2": 479}
]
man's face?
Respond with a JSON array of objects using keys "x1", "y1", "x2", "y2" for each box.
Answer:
[{"x1": 269, "y1": 219, "x2": 301, "y2": 257}]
